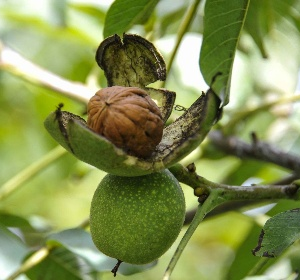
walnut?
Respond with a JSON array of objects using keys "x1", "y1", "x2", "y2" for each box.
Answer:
[{"x1": 87, "y1": 86, "x2": 164, "y2": 158}]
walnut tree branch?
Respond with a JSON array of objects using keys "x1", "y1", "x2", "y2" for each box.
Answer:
[
  {"x1": 208, "y1": 130, "x2": 300, "y2": 175},
  {"x1": 0, "y1": 43, "x2": 93, "y2": 104},
  {"x1": 169, "y1": 163, "x2": 300, "y2": 202}
]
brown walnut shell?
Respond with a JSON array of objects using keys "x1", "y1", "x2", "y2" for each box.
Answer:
[{"x1": 87, "y1": 86, "x2": 164, "y2": 158}]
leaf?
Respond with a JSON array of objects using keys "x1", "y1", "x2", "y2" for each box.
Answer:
[
  {"x1": 0, "y1": 213, "x2": 33, "y2": 230},
  {"x1": 225, "y1": 223, "x2": 273, "y2": 280},
  {"x1": 244, "y1": 0, "x2": 300, "y2": 59},
  {"x1": 0, "y1": 212, "x2": 46, "y2": 247},
  {"x1": 70, "y1": 4, "x2": 106, "y2": 24},
  {"x1": 200, "y1": 0, "x2": 250, "y2": 105},
  {"x1": 25, "y1": 247, "x2": 95, "y2": 280},
  {"x1": 103, "y1": 0, "x2": 159, "y2": 38},
  {"x1": 49, "y1": 0, "x2": 67, "y2": 27},
  {"x1": 47, "y1": 228, "x2": 156, "y2": 275},
  {"x1": 252, "y1": 208, "x2": 300, "y2": 257},
  {"x1": 47, "y1": 228, "x2": 109, "y2": 270},
  {"x1": 243, "y1": 0, "x2": 269, "y2": 58},
  {"x1": 0, "y1": 224, "x2": 29, "y2": 279}
]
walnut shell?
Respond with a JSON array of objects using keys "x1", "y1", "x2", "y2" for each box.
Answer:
[{"x1": 87, "y1": 86, "x2": 164, "y2": 158}]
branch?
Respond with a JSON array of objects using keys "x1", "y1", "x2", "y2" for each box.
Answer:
[
  {"x1": 0, "y1": 146, "x2": 67, "y2": 201},
  {"x1": 224, "y1": 93, "x2": 300, "y2": 131},
  {"x1": 184, "y1": 173, "x2": 300, "y2": 224},
  {"x1": 169, "y1": 163, "x2": 300, "y2": 202},
  {"x1": 209, "y1": 130, "x2": 300, "y2": 175},
  {"x1": 0, "y1": 44, "x2": 93, "y2": 104},
  {"x1": 167, "y1": 163, "x2": 300, "y2": 279}
]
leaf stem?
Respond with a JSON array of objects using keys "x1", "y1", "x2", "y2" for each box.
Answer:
[
  {"x1": 0, "y1": 146, "x2": 67, "y2": 201},
  {"x1": 163, "y1": 0, "x2": 202, "y2": 85},
  {"x1": 163, "y1": 190, "x2": 222, "y2": 280},
  {"x1": 246, "y1": 257, "x2": 270, "y2": 276},
  {"x1": 5, "y1": 215, "x2": 91, "y2": 279},
  {"x1": 6, "y1": 247, "x2": 50, "y2": 280},
  {"x1": 224, "y1": 93, "x2": 300, "y2": 132}
]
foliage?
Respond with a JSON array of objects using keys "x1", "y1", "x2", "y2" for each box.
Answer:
[{"x1": 1, "y1": 0, "x2": 300, "y2": 280}]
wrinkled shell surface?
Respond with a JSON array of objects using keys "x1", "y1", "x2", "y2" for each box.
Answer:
[{"x1": 87, "y1": 86, "x2": 163, "y2": 158}]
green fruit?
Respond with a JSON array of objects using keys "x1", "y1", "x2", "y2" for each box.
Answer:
[{"x1": 90, "y1": 169, "x2": 185, "y2": 265}]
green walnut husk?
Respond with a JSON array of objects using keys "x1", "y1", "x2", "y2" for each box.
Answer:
[
  {"x1": 44, "y1": 89, "x2": 220, "y2": 176},
  {"x1": 44, "y1": 34, "x2": 221, "y2": 176},
  {"x1": 89, "y1": 169, "x2": 186, "y2": 264}
]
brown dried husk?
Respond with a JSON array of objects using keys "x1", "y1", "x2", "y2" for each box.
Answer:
[{"x1": 87, "y1": 86, "x2": 164, "y2": 158}]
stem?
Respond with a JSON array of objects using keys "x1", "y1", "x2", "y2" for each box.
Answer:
[
  {"x1": 209, "y1": 130, "x2": 300, "y2": 175},
  {"x1": 166, "y1": 164, "x2": 300, "y2": 279},
  {"x1": 163, "y1": 0, "x2": 202, "y2": 86},
  {"x1": 6, "y1": 247, "x2": 50, "y2": 280},
  {"x1": 169, "y1": 163, "x2": 300, "y2": 201},
  {"x1": 0, "y1": 146, "x2": 67, "y2": 201},
  {"x1": 246, "y1": 257, "x2": 270, "y2": 276},
  {"x1": 163, "y1": 191, "x2": 222, "y2": 280},
  {"x1": 77, "y1": 217, "x2": 90, "y2": 229},
  {"x1": 0, "y1": 44, "x2": 93, "y2": 104},
  {"x1": 224, "y1": 94, "x2": 300, "y2": 132},
  {"x1": 6, "y1": 215, "x2": 90, "y2": 280}
]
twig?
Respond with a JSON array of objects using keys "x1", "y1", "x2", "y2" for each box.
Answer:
[
  {"x1": 163, "y1": 0, "x2": 202, "y2": 86},
  {"x1": 209, "y1": 130, "x2": 300, "y2": 175},
  {"x1": 184, "y1": 200, "x2": 260, "y2": 224},
  {"x1": 246, "y1": 257, "x2": 270, "y2": 277},
  {"x1": 163, "y1": 191, "x2": 222, "y2": 280},
  {"x1": 0, "y1": 146, "x2": 67, "y2": 201},
  {"x1": 6, "y1": 247, "x2": 50, "y2": 280},
  {"x1": 184, "y1": 172, "x2": 300, "y2": 224},
  {"x1": 0, "y1": 44, "x2": 93, "y2": 104},
  {"x1": 5, "y1": 216, "x2": 91, "y2": 280},
  {"x1": 224, "y1": 93, "x2": 300, "y2": 131},
  {"x1": 167, "y1": 164, "x2": 300, "y2": 280},
  {"x1": 169, "y1": 163, "x2": 300, "y2": 201}
]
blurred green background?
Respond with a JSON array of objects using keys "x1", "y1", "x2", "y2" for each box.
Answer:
[{"x1": 1, "y1": 0, "x2": 300, "y2": 279}]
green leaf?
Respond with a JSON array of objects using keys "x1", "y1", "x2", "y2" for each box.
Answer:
[
  {"x1": 70, "y1": 4, "x2": 106, "y2": 24},
  {"x1": 0, "y1": 224, "x2": 29, "y2": 279},
  {"x1": 47, "y1": 228, "x2": 109, "y2": 270},
  {"x1": 200, "y1": 0, "x2": 250, "y2": 105},
  {"x1": 226, "y1": 223, "x2": 271, "y2": 280},
  {"x1": 25, "y1": 247, "x2": 95, "y2": 280},
  {"x1": 0, "y1": 213, "x2": 45, "y2": 247},
  {"x1": 47, "y1": 228, "x2": 156, "y2": 275},
  {"x1": 244, "y1": 0, "x2": 300, "y2": 58},
  {"x1": 0, "y1": 213, "x2": 33, "y2": 229},
  {"x1": 49, "y1": 0, "x2": 67, "y2": 26},
  {"x1": 252, "y1": 209, "x2": 300, "y2": 257},
  {"x1": 243, "y1": 0, "x2": 269, "y2": 58},
  {"x1": 103, "y1": 0, "x2": 159, "y2": 37}
]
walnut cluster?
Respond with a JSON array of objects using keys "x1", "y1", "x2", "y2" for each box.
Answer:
[{"x1": 87, "y1": 86, "x2": 164, "y2": 158}]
